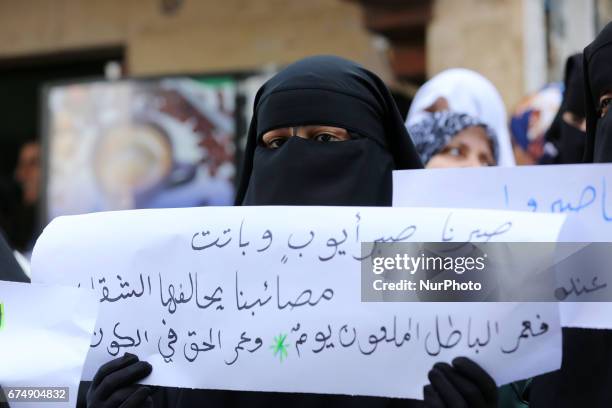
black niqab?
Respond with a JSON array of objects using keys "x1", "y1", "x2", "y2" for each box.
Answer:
[
  {"x1": 583, "y1": 22, "x2": 612, "y2": 162},
  {"x1": 236, "y1": 55, "x2": 422, "y2": 206},
  {"x1": 564, "y1": 54, "x2": 586, "y2": 118},
  {"x1": 542, "y1": 53, "x2": 586, "y2": 164}
]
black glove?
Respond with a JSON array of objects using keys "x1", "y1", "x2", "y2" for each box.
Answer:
[
  {"x1": 87, "y1": 353, "x2": 153, "y2": 408},
  {"x1": 423, "y1": 357, "x2": 497, "y2": 408}
]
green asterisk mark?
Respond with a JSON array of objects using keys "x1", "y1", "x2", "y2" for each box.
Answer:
[
  {"x1": 0, "y1": 303, "x2": 4, "y2": 331},
  {"x1": 270, "y1": 333, "x2": 289, "y2": 362}
]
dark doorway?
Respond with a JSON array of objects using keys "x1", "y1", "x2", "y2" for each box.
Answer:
[{"x1": 0, "y1": 46, "x2": 124, "y2": 178}]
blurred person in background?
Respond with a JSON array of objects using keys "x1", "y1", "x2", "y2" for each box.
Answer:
[
  {"x1": 11, "y1": 139, "x2": 41, "y2": 256},
  {"x1": 81, "y1": 56, "x2": 500, "y2": 408},
  {"x1": 527, "y1": 21, "x2": 612, "y2": 408},
  {"x1": 407, "y1": 110, "x2": 498, "y2": 168},
  {"x1": 406, "y1": 110, "x2": 530, "y2": 408},
  {"x1": 540, "y1": 54, "x2": 587, "y2": 164},
  {"x1": 405, "y1": 68, "x2": 515, "y2": 167},
  {"x1": 509, "y1": 84, "x2": 563, "y2": 165},
  {"x1": 15, "y1": 140, "x2": 41, "y2": 208}
]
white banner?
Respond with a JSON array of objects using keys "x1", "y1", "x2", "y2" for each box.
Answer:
[
  {"x1": 32, "y1": 206, "x2": 565, "y2": 399},
  {"x1": 393, "y1": 164, "x2": 612, "y2": 328}
]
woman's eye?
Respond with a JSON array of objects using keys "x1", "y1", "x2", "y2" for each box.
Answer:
[
  {"x1": 600, "y1": 97, "x2": 612, "y2": 117},
  {"x1": 314, "y1": 133, "x2": 340, "y2": 143},
  {"x1": 442, "y1": 146, "x2": 462, "y2": 157},
  {"x1": 268, "y1": 138, "x2": 287, "y2": 149}
]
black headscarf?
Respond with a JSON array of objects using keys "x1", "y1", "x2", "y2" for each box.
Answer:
[
  {"x1": 236, "y1": 55, "x2": 422, "y2": 206},
  {"x1": 558, "y1": 54, "x2": 587, "y2": 163},
  {"x1": 564, "y1": 54, "x2": 586, "y2": 119},
  {"x1": 542, "y1": 54, "x2": 586, "y2": 164},
  {"x1": 583, "y1": 22, "x2": 612, "y2": 162}
]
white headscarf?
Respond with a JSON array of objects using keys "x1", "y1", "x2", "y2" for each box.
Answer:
[{"x1": 406, "y1": 68, "x2": 516, "y2": 166}]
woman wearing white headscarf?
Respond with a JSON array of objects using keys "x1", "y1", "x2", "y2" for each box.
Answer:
[{"x1": 406, "y1": 68, "x2": 516, "y2": 167}]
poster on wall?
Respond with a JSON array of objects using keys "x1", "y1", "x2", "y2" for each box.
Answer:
[{"x1": 43, "y1": 76, "x2": 237, "y2": 222}]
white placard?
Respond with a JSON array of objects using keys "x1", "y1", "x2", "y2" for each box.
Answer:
[
  {"x1": 32, "y1": 206, "x2": 565, "y2": 399},
  {"x1": 0, "y1": 280, "x2": 98, "y2": 408},
  {"x1": 393, "y1": 164, "x2": 612, "y2": 328}
]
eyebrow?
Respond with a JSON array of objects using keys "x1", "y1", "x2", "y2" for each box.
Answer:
[
  {"x1": 599, "y1": 90, "x2": 612, "y2": 101},
  {"x1": 263, "y1": 128, "x2": 290, "y2": 137}
]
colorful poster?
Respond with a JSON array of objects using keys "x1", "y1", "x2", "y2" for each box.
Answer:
[{"x1": 44, "y1": 77, "x2": 237, "y2": 221}]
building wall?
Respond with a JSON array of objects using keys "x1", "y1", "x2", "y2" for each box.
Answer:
[
  {"x1": 426, "y1": 0, "x2": 526, "y2": 111},
  {"x1": 0, "y1": 0, "x2": 392, "y2": 79},
  {"x1": 3, "y1": 0, "x2": 603, "y2": 112},
  {"x1": 597, "y1": 0, "x2": 612, "y2": 32},
  {"x1": 548, "y1": 0, "x2": 595, "y2": 81}
]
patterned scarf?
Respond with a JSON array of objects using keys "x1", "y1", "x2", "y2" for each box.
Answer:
[{"x1": 407, "y1": 110, "x2": 498, "y2": 166}]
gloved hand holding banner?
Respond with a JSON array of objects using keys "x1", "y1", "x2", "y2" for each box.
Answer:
[{"x1": 32, "y1": 206, "x2": 565, "y2": 399}]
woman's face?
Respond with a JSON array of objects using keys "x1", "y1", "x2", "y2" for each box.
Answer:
[
  {"x1": 261, "y1": 125, "x2": 351, "y2": 149},
  {"x1": 426, "y1": 126, "x2": 495, "y2": 168}
]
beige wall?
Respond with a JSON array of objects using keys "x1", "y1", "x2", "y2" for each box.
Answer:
[
  {"x1": 0, "y1": 0, "x2": 552, "y2": 110},
  {"x1": 0, "y1": 0, "x2": 392, "y2": 80},
  {"x1": 426, "y1": 0, "x2": 526, "y2": 111}
]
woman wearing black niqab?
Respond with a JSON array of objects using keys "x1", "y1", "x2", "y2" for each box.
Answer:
[
  {"x1": 84, "y1": 56, "x2": 499, "y2": 408},
  {"x1": 583, "y1": 21, "x2": 612, "y2": 163},
  {"x1": 541, "y1": 53, "x2": 587, "y2": 164},
  {"x1": 528, "y1": 22, "x2": 612, "y2": 408},
  {"x1": 236, "y1": 55, "x2": 421, "y2": 206}
]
